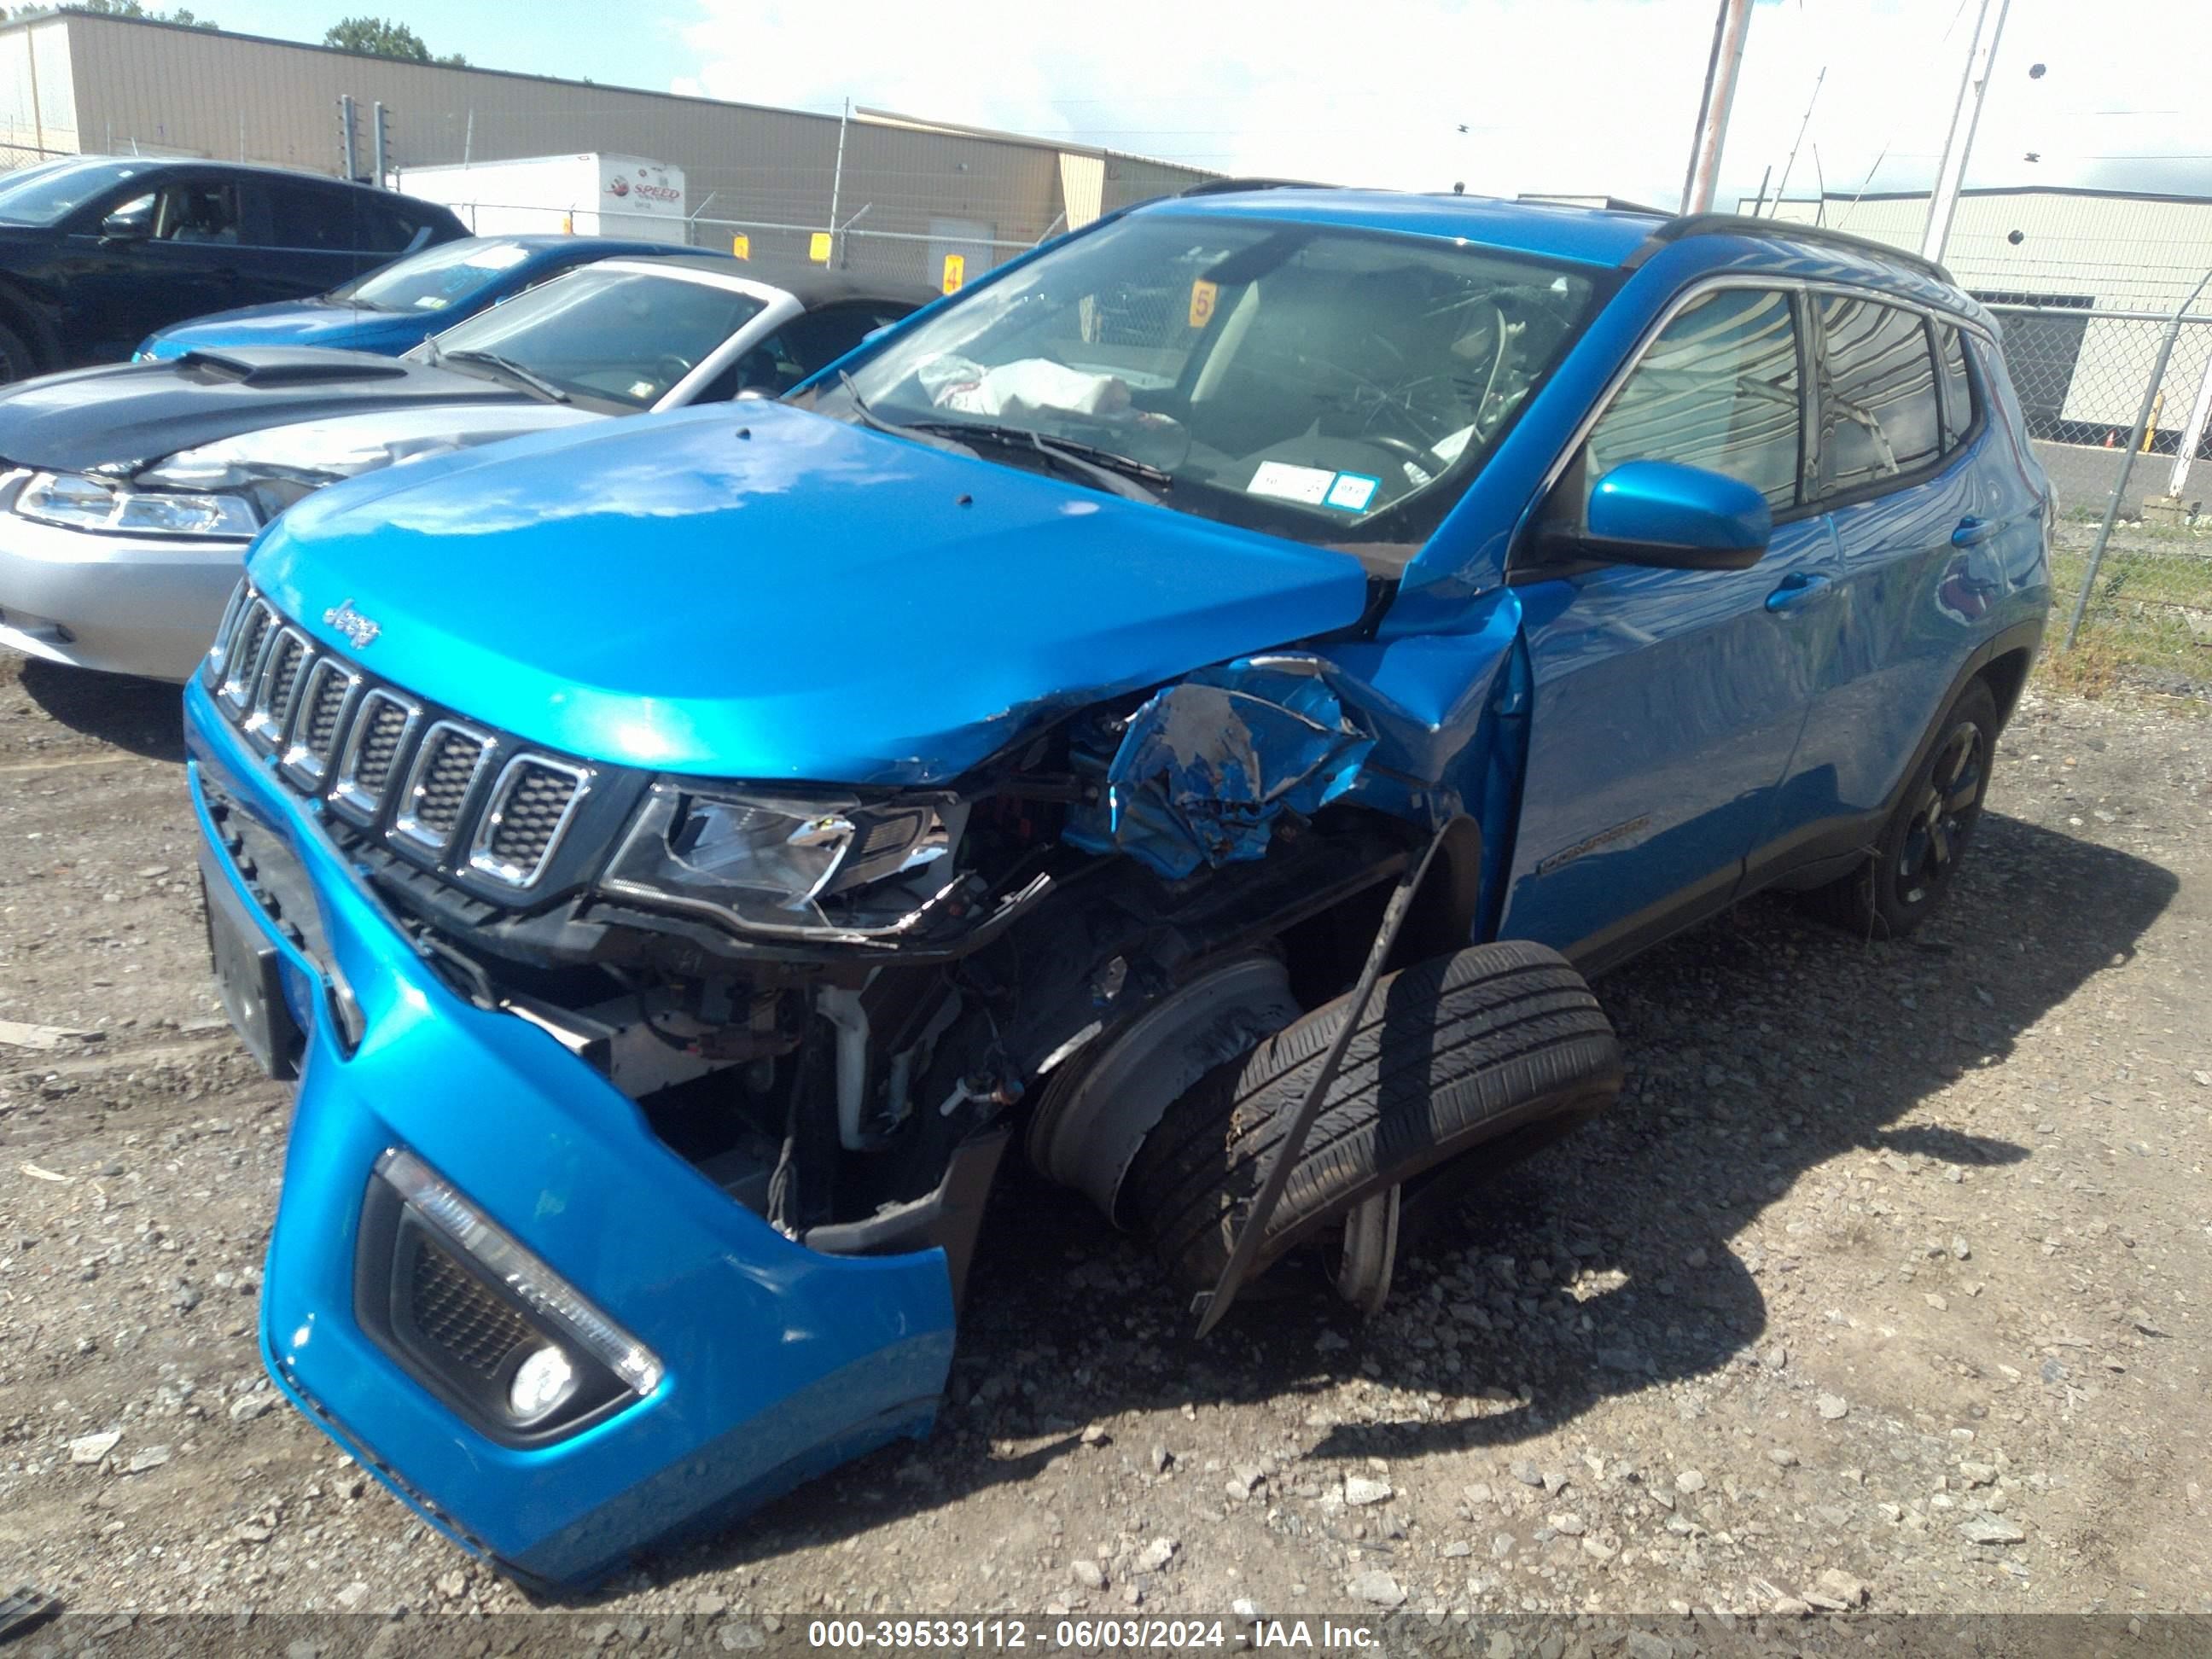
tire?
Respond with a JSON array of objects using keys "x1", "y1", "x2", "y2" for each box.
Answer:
[
  {"x1": 0, "y1": 321, "x2": 34, "y2": 385},
  {"x1": 1810, "y1": 677, "x2": 2000, "y2": 940},
  {"x1": 1123, "y1": 940, "x2": 1622, "y2": 1295}
]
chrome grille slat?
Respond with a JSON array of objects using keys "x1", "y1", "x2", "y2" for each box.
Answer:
[
  {"x1": 392, "y1": 720, "x2": 494, "y2": 853},
  {"x1": 278, "y1": 656, "x2": 359, "y2": 789},
  {"x1": 245, "y1": 626, "x2": 314, "y2": 748},
  {"x1": 331, "y1": 688, "x2": 422, "y2": 822},
  {"x1": 216, "y1": 598, "x2": 279, "y2": 713},
  {"x1": 469, "y1": 755, "x2": 589, "y2": 888}
]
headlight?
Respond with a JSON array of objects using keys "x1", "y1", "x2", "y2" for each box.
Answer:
[
  {"x1": 601, "y1": 782, "x2": 959, "y2": 939},
  {"x1": 15, "y1": 471, "x2": 260, "y2": 538}
]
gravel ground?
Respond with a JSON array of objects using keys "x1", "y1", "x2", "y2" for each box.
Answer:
[{"x1": 0, "y1": 653, "x2": 2207, "y2": 1630}]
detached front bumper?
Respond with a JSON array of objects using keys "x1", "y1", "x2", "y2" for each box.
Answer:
[
  {"x1": 185, "y1": 678, "x2": 958, "y2": 1586},
  {"x1": 0, "y1": 501, "x2": 246, "y2": 681}
]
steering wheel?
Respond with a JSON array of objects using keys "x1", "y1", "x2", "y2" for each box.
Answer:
[
  {"x1": 1359, "y1": 434, "x2": 1435, "y2": 472},
  {"x1": 650, "y1": 352, "x2": 697, "y2": 388}
]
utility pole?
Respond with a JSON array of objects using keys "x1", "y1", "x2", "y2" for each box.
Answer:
[
  {"x1": 1921, "y1": 0, "x2": 2011, "y2": 263},
  {"x1": 372, "y1": 102, "x2": 390, "y2": 189},
  {"x1": 1679, "y1": 0, "x2": 1754, "y2": 215}
]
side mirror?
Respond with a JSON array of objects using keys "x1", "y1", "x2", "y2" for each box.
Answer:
[
  {"x1": 1574, "y1": 460, "x2": 1773, "y2": 571},
  {"x1": 99, "y1": 212, "x2": 150, "y2": 243}
]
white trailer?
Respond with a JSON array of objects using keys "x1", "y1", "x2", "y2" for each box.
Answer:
[{"x1": 394, "y1": 154, "x2": 690, "y2": 244}]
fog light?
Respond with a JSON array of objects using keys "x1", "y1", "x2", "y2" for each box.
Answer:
[{"x1": 509, "y1": 1344, "x2": 576, "y2": 1421}]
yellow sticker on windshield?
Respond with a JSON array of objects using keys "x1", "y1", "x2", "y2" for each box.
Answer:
[{"x1": 1189, "y1": 279, "x2": 1218, "y2": 329}]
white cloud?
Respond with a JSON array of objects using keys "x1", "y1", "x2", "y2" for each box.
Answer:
[{"x1": 673, "y1": 0, "x2": 2212, "y2": 207}]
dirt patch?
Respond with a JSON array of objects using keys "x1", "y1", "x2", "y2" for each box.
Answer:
[{"x1": 0, "y1": 655, "x2": 2206, "y2": 1624}]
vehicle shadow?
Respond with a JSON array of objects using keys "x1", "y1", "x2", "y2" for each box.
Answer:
[
  {"x1": 643, "y1": 809, "x2": 2178, "y2": 1591},
  {"x1": 16, "y1": 660, "x2": 186, "y2": 762}
]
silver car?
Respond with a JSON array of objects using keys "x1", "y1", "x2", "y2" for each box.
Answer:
[{"x1": 0, "y1": 257, "x2": 928, "y2": 680}]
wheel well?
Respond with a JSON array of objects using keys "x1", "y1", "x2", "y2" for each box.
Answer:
[
  {"x1": 1277, "y1": 817, "x2": 1482, "y2": 1008},
  {"x1": 0, "y1": 282, "x2": 55, "y2": 374},
  {"x1": 1978, "y1": 648, "x2": 2034, "y2": 729}
]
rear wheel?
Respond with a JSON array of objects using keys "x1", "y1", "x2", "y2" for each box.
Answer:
[
  {"x1": 1123, "y1": 940, "x2": 1621, "y2": 1297},
  {"x1": 1811, "y1": 677, "x2": 1999, "y2": 940}
]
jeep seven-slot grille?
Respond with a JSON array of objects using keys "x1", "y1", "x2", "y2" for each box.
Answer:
[
  {"x1": 204, "y1": 588, "x2": 587, "y2": 889},
  {"x1": 408, "y1": 1237, "x2": 537, "y2": 1382}
]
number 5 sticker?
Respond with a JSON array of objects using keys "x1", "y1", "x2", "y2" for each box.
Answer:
[{"x1": 1189, "y1": 279, "x2": 1217, "y2": 329}]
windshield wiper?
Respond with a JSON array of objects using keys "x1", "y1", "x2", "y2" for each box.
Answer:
[
  {"x1": 441, "y1": 348, "x2": 569, "y2": 404},
  {"x1": 834, "y1": 371, "x2": 978, "y2": 458},
  {"x1": 905, "y1": 420, "x2": 1167, "y2": 504}
]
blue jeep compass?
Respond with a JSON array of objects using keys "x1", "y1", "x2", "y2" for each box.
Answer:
[{"x1": 182, "y1": 184, "x2": 2052, "y2": 1584}]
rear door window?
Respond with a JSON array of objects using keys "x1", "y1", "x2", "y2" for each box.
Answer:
[
  {"x1": 269, "y1": 183, "x2": 355, "y2": 251},
  {"x1": 1582, "y1": 285, "x2": 1804, "y2": 511},
  {"x1": 1815, "y1": 296, "x2": 1942, "y2": 495},
  {"x1": 1936, "y1": 323, "x2": 1975, "y2": 448}
]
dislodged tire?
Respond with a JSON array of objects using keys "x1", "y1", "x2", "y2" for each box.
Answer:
[
  {"x1": 1809, "y1": 677, "x2": 1999, "y2": 940},
  {"x1": 1123, "y1": 940, "x2": 1621, "y2": 1296}
]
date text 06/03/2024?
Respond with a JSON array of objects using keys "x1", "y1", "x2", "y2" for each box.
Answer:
[{"x1": 802, "y1": 1620, "x2": 1382, "y2": 1650}]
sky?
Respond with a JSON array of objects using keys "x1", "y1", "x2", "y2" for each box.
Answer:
[{"x1": 194, "y1": 0, "x2": 2212, "y2": 209}]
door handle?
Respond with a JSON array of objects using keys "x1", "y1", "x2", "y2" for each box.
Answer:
[
  {"x1": 1765, "y1": 571, "x2": 1834, "y2": 612},
  {"x1": 1951, "y1": 515, "x2": 1998, "y2": 546}
]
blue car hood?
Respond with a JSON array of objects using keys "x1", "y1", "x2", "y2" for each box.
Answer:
[
  {"x1": 250, "y1": 402, "x2": 1373, "y2": 784},
  {"x1": 146, "y1": 301, "x2": 425, "y2": 360}
]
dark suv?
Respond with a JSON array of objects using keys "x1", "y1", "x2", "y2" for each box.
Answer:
[{"x1": 0, "y1": 154, "x2": 467, "y2": 381}]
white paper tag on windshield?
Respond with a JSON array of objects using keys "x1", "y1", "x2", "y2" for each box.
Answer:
[{"x1": 1248, "y1": 461, "x2": 1336, "y2": 505}]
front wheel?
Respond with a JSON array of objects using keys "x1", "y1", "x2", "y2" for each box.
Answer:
[
  {"x1": 1812, "y1": 677, "x2": 2000, "y2": 939},
  {"x1": 1123, "y1": 940, "x2": 1621, "y2": 1298}
]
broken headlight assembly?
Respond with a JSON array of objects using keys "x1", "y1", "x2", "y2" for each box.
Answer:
[
  {"x1": 15, "y1": 470, "x2": 262, "y2": 538},
  {"x1": 600, "y1": 782, "x2": 967, "y2": 940}
]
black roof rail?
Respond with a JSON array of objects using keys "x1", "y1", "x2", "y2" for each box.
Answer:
[
  {"x1": 1627, "y1": 212, "x2": 1956, "y2": 288},
  {"x1": 1179, "y1": 177, "x2": 1336, "y2": 198}
]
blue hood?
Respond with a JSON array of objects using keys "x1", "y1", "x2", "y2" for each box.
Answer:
[
  {"x1": 143, "y1": 300, "x2": 431, "y2": 361},
  {"x1": 247, "y1": 402, "x2": 1373, "y2": 785}
]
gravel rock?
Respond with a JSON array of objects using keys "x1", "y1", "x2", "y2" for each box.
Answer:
[
  {"x1": 124, "y1": 1446, "x2": 172, "y2": 1474},
  {"x1": 1961, "y1": 1516, "x2": 2029, "y2": 1545},
  {"x1": 1347, "y1": 1570, "x2": 1405, "y2": 1608},
  {"x1": 1818, "y1": 1394, "x2": 1851, "y2": 1421},
  {"x1": 1509, "y1": 1458, "x2": 1545, "y2": 1487},
  {"x1": 69, "y1": 1430, "x2": 121, "y2": 1464},
  {"x1": 1674, "y1": 1469, "x2": 1707, "y2": 1494},
  {"x1": 1070, "y1": 1560, "x2": 1106, "y2": 1592},
  {"x1": 1343, "y1": 1476, "x2": 1392, "y2": 1507},
  {"x1": 1813, "y1": 1569, "x2": 1869, "y2": 1607},
  {"x1": 1135, "y1": 1538, "x2": 1177, "y2": 1573}
]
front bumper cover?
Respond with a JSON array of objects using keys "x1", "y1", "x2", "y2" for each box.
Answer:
[
  {"x1": 186, "y1": 678, "x2": 958, "y2": 1586},
  {"x1": 0, "y1": 499, "x2": 247, "y2": 680}
]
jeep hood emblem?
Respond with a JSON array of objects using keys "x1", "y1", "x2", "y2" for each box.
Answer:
[{"x1": 323, "y1": 598, "x2": 380, "y2": 649}]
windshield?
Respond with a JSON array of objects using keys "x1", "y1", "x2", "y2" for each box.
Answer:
[
  {"x1": 416, "y1": 265, "x2": 765, "y2": 409},
  {"x1": 0, "y1": 157, "x2": 160, "y2": 226},
  {"x1": 807, "y1": 211, "x2": 1596, "y2": 547},
  {"x1": 329, "y1": 238, "x2": 536, "y2": 312}
]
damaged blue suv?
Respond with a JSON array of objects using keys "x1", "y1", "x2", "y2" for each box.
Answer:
[{"x1": 183, "y1": 184, "x2": 2052, "y2": 1586}]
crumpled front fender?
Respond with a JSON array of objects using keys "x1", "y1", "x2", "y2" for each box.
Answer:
[{"x1": 185, "y1": 679, "x2": 957, "y2": 1587}]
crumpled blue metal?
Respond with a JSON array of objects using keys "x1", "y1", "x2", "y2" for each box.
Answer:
[{"x1": 1068, "y1": 661, "x2": 1376, "y2": 880}]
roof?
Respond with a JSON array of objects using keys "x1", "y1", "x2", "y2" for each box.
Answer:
[
  {"x1": 27, "y1": 151, "x2": 463, "y2": 217},
  {"x1": 1138, "y1": 187, "x2": 1965, "y2": 298},
  {"x1": 602, "y1": 252, "x2": 939, "y2": 307},
  {"x1": 1143, "y1": 187, "x2": 1668, "y2": 269}
]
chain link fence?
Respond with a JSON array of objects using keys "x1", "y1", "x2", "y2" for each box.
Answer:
[{"x1": 1992, "y1": 296, "x2": 2212, "y2": 697}]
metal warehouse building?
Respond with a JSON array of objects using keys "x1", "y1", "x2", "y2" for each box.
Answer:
[
  {"x1": 1751, "y1": 186, "x2": 2212, "y2": 445},
  {"x1": 0, "y1": 7, "x2": 1211, "y2": 283}
]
